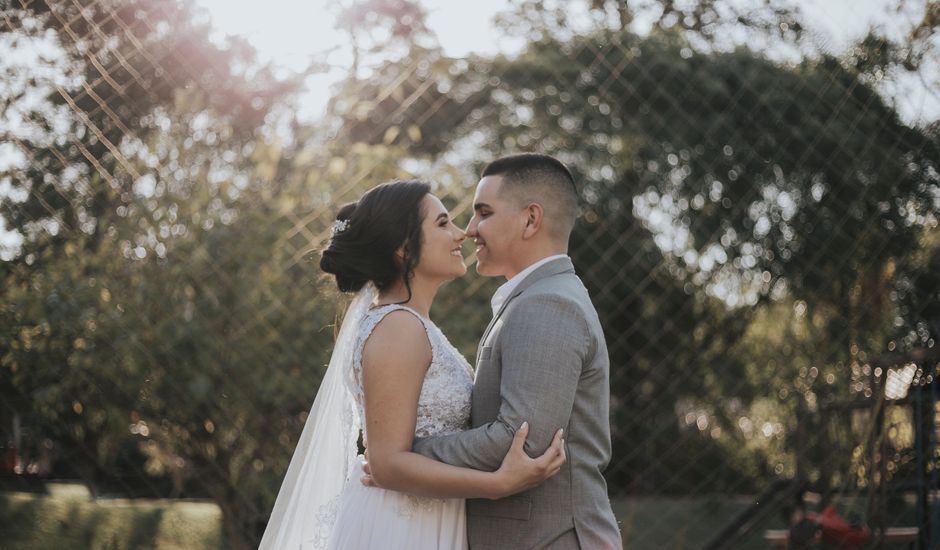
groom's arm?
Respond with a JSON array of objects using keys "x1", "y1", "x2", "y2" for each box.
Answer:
[{"x1": 413, "y1": 293, "x2": 590, "y2": 471}]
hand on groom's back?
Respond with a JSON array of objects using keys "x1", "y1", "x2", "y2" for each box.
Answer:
[{"x1": 361, "y1": 451, "x2": 379, "y2": 487}]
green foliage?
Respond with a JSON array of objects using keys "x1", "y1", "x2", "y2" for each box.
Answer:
[
  {"x1": 1, "y1": 1, "x2": 313, "y2": 547},
  {"x1": 2, "y1": 0, "x2": 939, "y2": 546}
]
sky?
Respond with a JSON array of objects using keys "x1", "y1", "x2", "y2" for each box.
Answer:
[
  {"x1": 192, "y1": 0, "x2": 526, "y2": 120},
  {"x1": 190, "y1": 0, "x2": 939, "y2": 124}
]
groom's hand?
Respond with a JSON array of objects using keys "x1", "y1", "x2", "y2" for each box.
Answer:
[{"x1": 361, "y1": 453, "x2": 380, "y2": 488}]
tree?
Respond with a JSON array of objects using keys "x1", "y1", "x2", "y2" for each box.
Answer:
[{"x1": 1, "y1": 1, "x2": 307, "y2": 547}]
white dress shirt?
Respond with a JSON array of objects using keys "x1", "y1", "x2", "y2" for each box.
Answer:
[{"x1": 490, "y1": 254, "x2": 570, "y2": 316}]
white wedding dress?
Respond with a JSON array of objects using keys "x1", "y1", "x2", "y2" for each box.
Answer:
[{"x1": 319, "y1": 303, "x2": 474, "y2": 550}]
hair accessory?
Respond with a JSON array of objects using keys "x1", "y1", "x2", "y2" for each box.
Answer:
[{"x1": 330, "y1": 219, "x2": 350, "y2": 236}]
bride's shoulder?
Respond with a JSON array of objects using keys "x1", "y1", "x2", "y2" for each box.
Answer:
[
  {"x1": 367, "y1": 306, "x2": 425, "y2": 332},
  {"x1": 360, "y1": 307, "x2": 432, "y2": 368}
]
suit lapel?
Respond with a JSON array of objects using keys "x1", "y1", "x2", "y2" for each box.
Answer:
[{"x1": 475, "y1": 257, "x2": 576, "y2": 363}]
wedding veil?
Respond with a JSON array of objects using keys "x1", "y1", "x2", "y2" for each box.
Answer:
[{"x1": 259, "y1": 283, "x2": 376, "y2": 549}]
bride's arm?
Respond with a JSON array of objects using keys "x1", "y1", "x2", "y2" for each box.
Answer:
[{"x1": 362, "y1": 310, "x2": 564, "y2": 499}]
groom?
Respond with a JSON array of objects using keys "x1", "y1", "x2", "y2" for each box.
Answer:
[{"x1": 417, "y1": 153, "x2": 622, "y2": 549}]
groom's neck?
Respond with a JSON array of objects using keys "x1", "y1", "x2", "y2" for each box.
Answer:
[{"x1": 503, "y1": 246, "x2": 568, "y2": 280}]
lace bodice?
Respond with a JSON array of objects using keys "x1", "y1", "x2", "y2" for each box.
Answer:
[{"x1": 349, "y1": 304, "x2": 473, "y2": 443}]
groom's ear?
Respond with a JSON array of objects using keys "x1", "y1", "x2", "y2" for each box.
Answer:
[{"x1": 521, "y1": 202, "x2": 544, "y2": 240}]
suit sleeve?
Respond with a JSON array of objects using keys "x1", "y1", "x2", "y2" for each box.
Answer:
[{"x1": 412, "y1": 294, "x2": 590, "y2": 470}]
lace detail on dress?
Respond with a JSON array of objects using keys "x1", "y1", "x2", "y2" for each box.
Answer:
[
  {"x1": 398, "y1": 493, "x2": 442, "y2": 518},
  {"x1": 306, "y1": 494, "x2": 341, "y2": 550},
  {"x1": 347, "y1": 304, "x2": 474, "y2": 516},
  {"x1": 349, "y1": 304, "x2": 473, "y2": 442}
]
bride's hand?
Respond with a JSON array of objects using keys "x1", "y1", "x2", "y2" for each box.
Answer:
[{"x1": 492, "y1": 422, "x2": 565, "y2": 499}]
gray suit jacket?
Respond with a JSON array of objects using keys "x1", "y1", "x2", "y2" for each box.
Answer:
[{"x1": 414, "y1": 257, "x2": 622, "y2": 549}]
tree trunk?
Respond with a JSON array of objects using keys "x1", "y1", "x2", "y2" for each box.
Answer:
[{"x1": 213, "y1": 482, "x2": 257, "y2": 550}]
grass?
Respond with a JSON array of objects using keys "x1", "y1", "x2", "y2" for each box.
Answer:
[
  {"x1": 0, "y1": 483, "x2": 221, "y2": 550},
  {"x1": 615, "y1": 494, "x2": 785, "y2": 549},
  {"x1": 0, "y1": 483, "x2": 927, "y2": 549},
  {"x1": 614, "y1": 493, "x2": 925, "y2": 549}
]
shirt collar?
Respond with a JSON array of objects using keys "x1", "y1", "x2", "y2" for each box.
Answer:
[{"x1": 490, "y1": 254, "x2": 570, "y2": 316}]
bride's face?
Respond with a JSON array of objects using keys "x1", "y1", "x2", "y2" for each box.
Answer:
[{"x1": 411, "y1": 194, "x2": 467, "y2": 281}]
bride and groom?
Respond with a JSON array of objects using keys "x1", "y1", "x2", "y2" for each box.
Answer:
[{"x1": 260, "y1": 153, "x2": 622, "y2": 549}]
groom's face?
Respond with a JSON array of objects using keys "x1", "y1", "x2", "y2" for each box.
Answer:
[{"x1": 466, "y1": 175, "x2": 524, "y2": 278}]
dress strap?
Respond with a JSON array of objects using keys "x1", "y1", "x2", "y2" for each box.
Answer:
[{"x1": 355, "y1": 304, "x2": 439, "y2": 374}]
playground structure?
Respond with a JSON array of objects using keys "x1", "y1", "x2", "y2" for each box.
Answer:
[{"x1": 704, "y1": 347, "x2": 940, "y2": 550}]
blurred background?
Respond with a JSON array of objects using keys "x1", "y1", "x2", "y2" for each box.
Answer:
[{"x1": 1, "y1": 0, "x2": 939, "y2": 548}]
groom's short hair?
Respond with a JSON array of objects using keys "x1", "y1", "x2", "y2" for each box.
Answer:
[{"x1": 481, "y1": 153, "x2": 578, "y2": 242}]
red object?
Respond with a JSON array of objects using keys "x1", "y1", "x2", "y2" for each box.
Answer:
[
  {"x1": 1, "y1": 444, "x2": 16, "y2": 473},
  {"x1": 806, "y1": 505, "x2": 871, "y2": 548}
]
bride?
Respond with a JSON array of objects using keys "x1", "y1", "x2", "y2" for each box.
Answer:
[{"x1": 260, "y1": 180, "x2": 566, "y2": 549}]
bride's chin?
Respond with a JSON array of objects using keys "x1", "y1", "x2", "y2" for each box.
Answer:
[{"x1": 437, "y1": 266, "x2": 467, "y2": 281}]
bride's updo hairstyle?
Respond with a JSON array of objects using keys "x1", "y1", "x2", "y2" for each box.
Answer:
[{"x1": 320, "y1": 180, "x2": 431, "y2": 294}]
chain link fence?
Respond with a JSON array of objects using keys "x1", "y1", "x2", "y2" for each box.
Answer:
[{"x1": 2, "y1": 0, "x2": 939, "y2": 548}]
